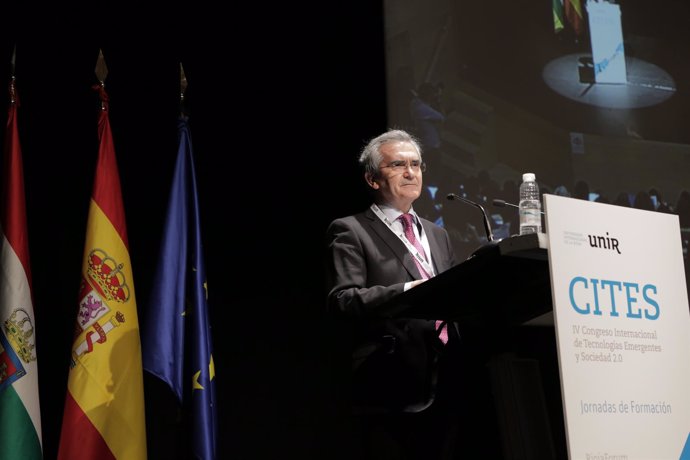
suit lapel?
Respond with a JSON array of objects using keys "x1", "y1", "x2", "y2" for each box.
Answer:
[{"x1": 365, "y1": 208, "x2": 421, "y2": 279}]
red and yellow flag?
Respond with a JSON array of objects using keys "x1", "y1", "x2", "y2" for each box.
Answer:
[{"x1": 57, "y1": 84, "x2": 146, "y2": 460}]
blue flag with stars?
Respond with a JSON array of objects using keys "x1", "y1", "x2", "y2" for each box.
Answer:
[{"x1": 143, "y1": 115, "x2": 217, "y2": 459}]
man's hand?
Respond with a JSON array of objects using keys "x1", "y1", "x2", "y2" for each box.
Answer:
[{"x1": 410, "y1": 279, "x2": 427, "y2": 289}]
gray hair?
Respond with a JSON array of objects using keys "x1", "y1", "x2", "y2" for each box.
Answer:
[{"x1": 358, "y1": 129, "x2": 423, "y2": 177}]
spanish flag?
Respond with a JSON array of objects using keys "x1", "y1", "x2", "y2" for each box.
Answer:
[
  {"x1": 0, "y1": 77, "x2": 43, "y2": 459},
  {"x1": 57, "y1": 82, "x2": 147, "y2": 459}
]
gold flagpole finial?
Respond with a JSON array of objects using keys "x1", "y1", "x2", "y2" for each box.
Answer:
[
  {"x1": 180, "y1": 62, "x2": 188, "y2": 115},
  {"x1": 10, "y1": 44, "x2": 17, "y2": 104},
  {"x1": 95, "y1": 49, "x2": 108, "y2": 85},
  {"x1": 10, "y1": 44, "x2": 16, "y2": 78},
  {"x1": 180, "y1": 62, "x2": 188, "y2": 101},
  {"x1": 94, "y1": 49, "x2": 109, "y2": 111}
]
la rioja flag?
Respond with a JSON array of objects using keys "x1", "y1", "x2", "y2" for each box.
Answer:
[{"x1": 0, "y1": 77, "x2": 43, "y2": 459}]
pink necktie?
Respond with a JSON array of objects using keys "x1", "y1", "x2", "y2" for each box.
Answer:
[{"x1": 399, "y1": 213, "x2": 448, "y2": 344}]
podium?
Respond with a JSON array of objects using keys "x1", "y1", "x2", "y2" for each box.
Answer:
[
  {"x1": 381, "y1": 232, "x2": 563, "y2": 460},
  {"x1": 381, "y1": 197, "x2": 690, "y2": 459},
  {"x1": 382, "y1": 232, "x2": 552, "y2": 328}
]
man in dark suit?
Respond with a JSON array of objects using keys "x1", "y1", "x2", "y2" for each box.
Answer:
[{"x1": 325, "y1": 129, "x2": 464, "y2": 459}]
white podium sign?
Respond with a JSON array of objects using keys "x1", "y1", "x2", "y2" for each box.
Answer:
[
  {"x1": 587, "y1": 1, "x2": 627, "y2": 84},
  {"x1": 544, "y1": 195, "x2": 690, "y2": 459}
]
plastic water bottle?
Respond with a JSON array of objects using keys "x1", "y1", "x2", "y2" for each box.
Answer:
[{"x1": 519, "y1": 173, "x2": 542, "y2": 235}]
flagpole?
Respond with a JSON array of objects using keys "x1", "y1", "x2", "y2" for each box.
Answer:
[
  {"x1": 57, "y1": 49, "x2": 147, "y2": 460},
  {"x1": 142, "y1": 67, "x2": 218, "y2": 459}
]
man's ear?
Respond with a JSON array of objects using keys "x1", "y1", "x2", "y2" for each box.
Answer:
[{"x1": 365, "y1": 172, "x2": 380, "y2": 190}]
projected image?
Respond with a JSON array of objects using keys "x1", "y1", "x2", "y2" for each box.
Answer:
[
  {"x1": 384, "y1": 0, "x2": 690, "y2": 261},
  {"x1": 545, "y1": 1, "x2": 675, "y2": 110}
]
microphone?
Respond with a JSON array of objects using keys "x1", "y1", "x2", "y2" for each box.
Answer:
[
  {"x1": 492, "y1": 198, "x2": 519, "y2": 210},
  {"x1": 492, "y1": 198, "x2": 544, "y2": 215},
  {"x1": 446, "y1": 193, "x2": 494, "y2": 242}
]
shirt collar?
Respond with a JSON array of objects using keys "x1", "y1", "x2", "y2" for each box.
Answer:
[{"x1": 377, "y1": 203, "x2": 420, "y2": 227}]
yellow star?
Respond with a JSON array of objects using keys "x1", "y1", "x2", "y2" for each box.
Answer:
[
  {"x1": 192, "y1": 370, "x2": 204, "y2": 390},
  {"x1": 209, "y1": 355, "x2": 215, "y2": 381}
]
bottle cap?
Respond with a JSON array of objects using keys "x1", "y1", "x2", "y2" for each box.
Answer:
[{"x1": 522, "y1": 173, "x2": 535, "y2": 182}]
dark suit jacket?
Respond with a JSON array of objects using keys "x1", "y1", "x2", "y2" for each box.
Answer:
[{"x1": 326, "y1": 206, "x2": 457, "y2": 413}]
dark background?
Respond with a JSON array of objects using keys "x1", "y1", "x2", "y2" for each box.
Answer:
[{"x1": 0, "y1": 2, "x2": 387, "y2": 459}]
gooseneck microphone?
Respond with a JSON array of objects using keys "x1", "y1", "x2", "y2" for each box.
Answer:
[
  {"x1": 492, "y1": 198, "x2": 545, "y2": 215},
  {"x1": 446, "y1": 193, "x2": 494, "y2": 242},
  {"x1": 492, "y1": 198, "x2": 519, "y2": 210}
]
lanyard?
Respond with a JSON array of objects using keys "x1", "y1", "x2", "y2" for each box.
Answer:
[{"x1": 370, "y1": 203, "x2": 435, "y2": 277}]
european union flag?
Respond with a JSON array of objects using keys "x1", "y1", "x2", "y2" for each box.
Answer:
[{"x1": 143, "y1": 115, "x2": 217, "y2": 459}]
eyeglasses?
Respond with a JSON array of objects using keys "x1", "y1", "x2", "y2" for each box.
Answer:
[{"x1": 380, "y1": 159, "x2": 426, "y2": 173}]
